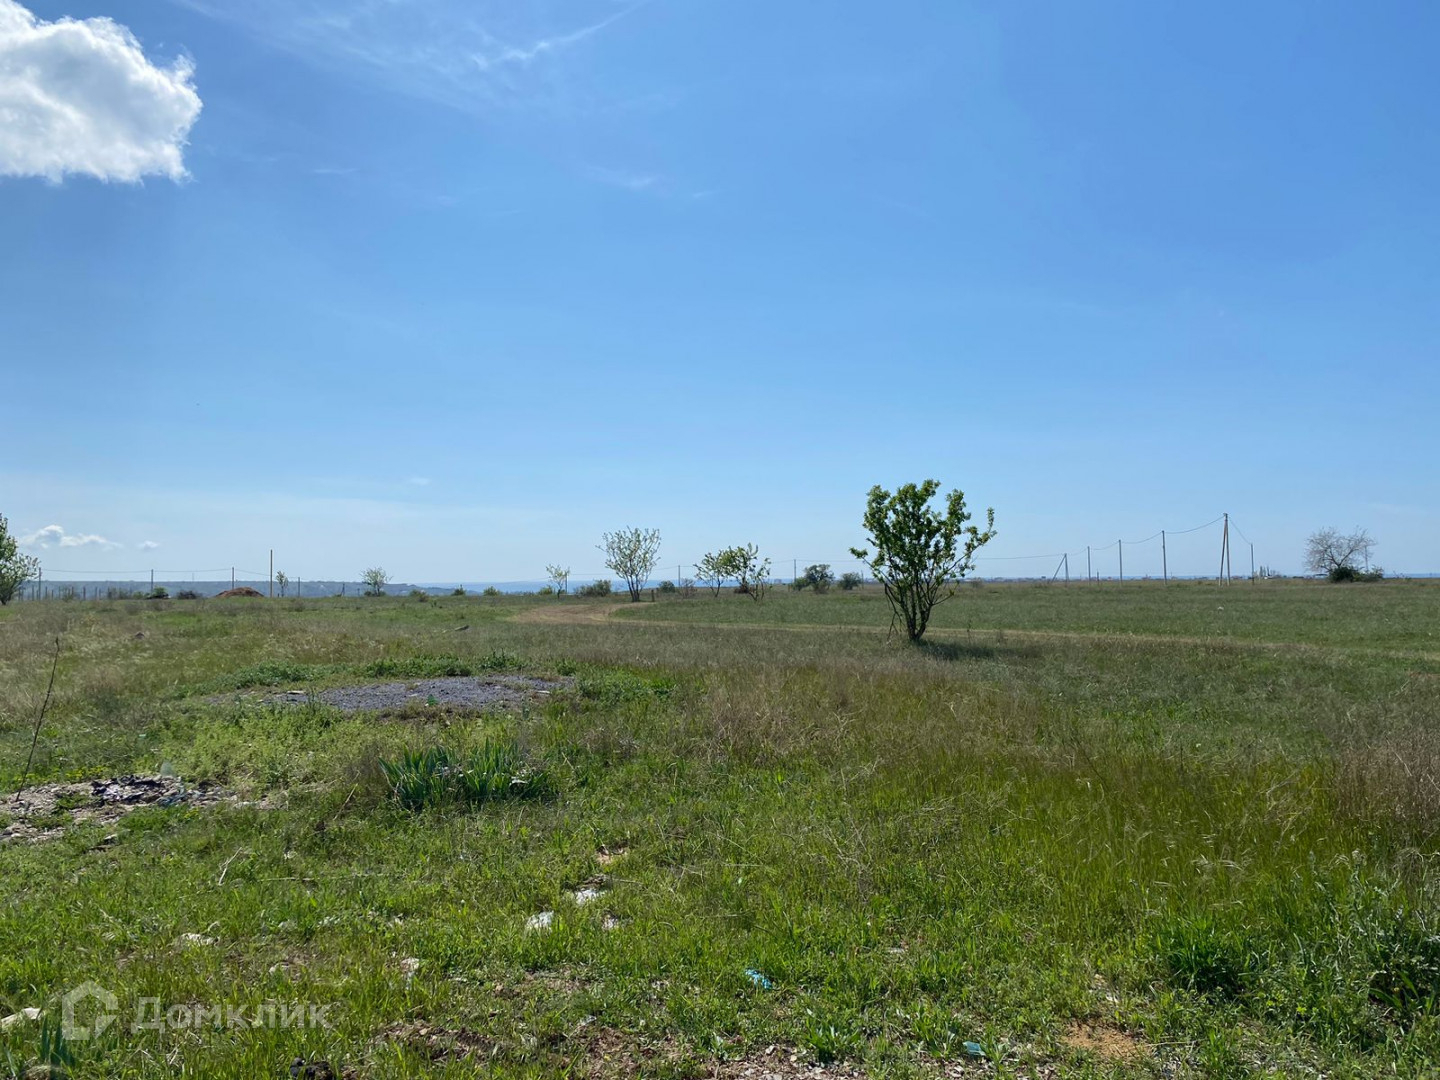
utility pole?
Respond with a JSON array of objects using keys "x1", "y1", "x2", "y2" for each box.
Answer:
[
  {"x1": 1162, "y1": 530, "x2": 1168, "y2": 583},
  {"x1": 269, "y1": 549, "x2": 274, "y2": 598},
  {"x1": 1118, "y1": 540, "x2": 1123, "y2": 583},
  {"x1": 150, "y1": 569, "x2": 154, "y2": 593},
  {"x1": 1064, "y1": 553, "x2": 1069, "y2": 584},
  {"x1": 1087, "y1": 546, "x2": 1091, "y2": 582},
  {"x1": 1219, "y1": 514, "x2": 1231, "y2": 585},
  {"x1": 793, "y1": 559, "x2": 797, "y2": 584},
  {"x1": 1250, "y1": 543, "x2": 1255, "y2": 583},
  {"x1": 231, "y1": 567, "x2": 235, "y2": 590}
]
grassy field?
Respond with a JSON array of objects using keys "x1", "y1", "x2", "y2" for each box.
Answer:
[{"x1": 1, "y1": 581, "x2": 1438, "y2": 1078}]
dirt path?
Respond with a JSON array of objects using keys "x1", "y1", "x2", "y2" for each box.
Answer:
[
  {"x1": 511, "y1": 603, "x2": 1440, "y2": 662},
  {"x1": 514, "y1": 602, "x2": 636, "y2": 626}
]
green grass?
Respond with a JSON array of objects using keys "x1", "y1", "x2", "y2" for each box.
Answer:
[{"x1": 0, "y1": 584, "x2": 1437, "y2": 1077}]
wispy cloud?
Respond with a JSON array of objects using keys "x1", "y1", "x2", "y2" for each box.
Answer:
[
  {"x1": 470, "y1": 4, "x2": 642, "y2": 72},
  {"x1": 21, "y1": 524, "x2": 119, "y2": 550},
  {"x1": 586, "y1": 165, "x2": 662, "y2": 192},
  {"x1": 167, "y1": 0, "x2": 655, "y2": 116}
]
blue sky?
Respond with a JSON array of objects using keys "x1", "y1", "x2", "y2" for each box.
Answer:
[{"x1": 2, "y1": 0, "x2": 1437, "y2": 583}]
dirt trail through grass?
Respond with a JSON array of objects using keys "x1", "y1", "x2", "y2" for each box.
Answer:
[{"x1": 516, "y1": 601, "x2": 1440, "y2": 662}]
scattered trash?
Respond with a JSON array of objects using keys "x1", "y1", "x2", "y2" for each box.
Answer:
[
  {"x1": 601, "y1": 914, "x2": 621, "y2": 932},
  {"x1": 426, "y1": 695, "x2": 439, "y2": 706},
  {"x1": 962, "y1": 1041, "x2": 986, "y2": 1059},
  {"x1": 0, "y1": 1008, "x2": 40, "y2": 1030},
  {"x1": 573, "y1": 886, "x2": 603, "y2": 906},
  {"x1": 744, "y1": 969, "x2": 773, "y2": 990},
  {"x1": 289, "y1": 1057, "x2": 336, "y2": 1079},
  {"x1": 176, "y1": 932, "x2": 216, "y2": 948},
  {"x1": 400, "y1": 957, "x2": 421, "y2": 983},
  {"x1": 525, "y1": 911, "x2": 555, "y2": 932}
]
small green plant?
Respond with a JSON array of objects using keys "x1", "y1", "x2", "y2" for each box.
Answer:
[
  {"x1": 147, "y1": 585, "x2": 169, "y2": 600},
  {"x1": 451, "y1": 586, "x2": 467, "y2": 596},
  {"x1": 537, "y1": 585, "x2": 555, "y2": 596},
  {"x1": 378, "y1": 740, "x2": 552, "y2": 811},
  {"x1": 482, "y1": 586, "x2": 501, "y2": 597},
  {"x1": 577, "y1": 579, "x2": 612, "y2": 598},
  {"x1": 839, "y1": 572, "x2": 863, "y2": 590},
  {"x1": 658, "y1": 580, "x2": 676, "y2": 594},
  {"x1": 409, "y1": 588, "x2": 429, "y2": 600},
  {"x1": 176, "y1": 589, "x2": 202, "y2": 600}
]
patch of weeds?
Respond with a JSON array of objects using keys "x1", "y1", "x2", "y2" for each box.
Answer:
[
  {"x1": 1155, "y1": 913, "x2": 1258, "y2": 1001},
  {"x1": 1360, "y1": 900, "x2": 1440, "y2": 1020},
  {"x1": 359, "y1": 650, "x2": 523, "y2": 679},
  {"x1": 211, "y1": 660, "x2": 337, "y2": 690},
  {"x1": 378, "y1": 740, "x2": 553, "y2": 811},
  {"x1": 800, "y1": 1004, "x2": 865, "y2": 1063},
  {"x1": 576, "y1": 669, "x2": 676, "y2": 706}
]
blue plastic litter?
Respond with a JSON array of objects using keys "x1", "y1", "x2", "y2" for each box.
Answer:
[
  {"x1": 744, "y1": 969, "x2": 773, "y2": 989},
  {"x1": 962, "y1": 1042, "x2": 986, "y2": 1058}
]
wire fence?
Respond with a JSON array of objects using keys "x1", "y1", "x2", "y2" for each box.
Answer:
[{"x1": 14, "y1": 512, "x2": 1280, "y2": 601}]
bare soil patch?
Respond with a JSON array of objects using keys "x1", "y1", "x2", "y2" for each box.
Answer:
[{"x1": 1060, "y1": 1021, "x2": 1149, "y2": 1065}]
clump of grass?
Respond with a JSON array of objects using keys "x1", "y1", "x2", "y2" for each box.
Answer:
[
  {"x1": 1156, "y1": 913, "x2": 1258, "y2": 1000},
  {"x1": 378, "y1": 740, "x2": 552, "y2": 811},
  {"x1": 359, "y1": 650, "x2": 523, "y2": 679},
  {"x1": 576, "y1": 669, "x2": 676, "y2": 706},
  {"x1": 212, "y1": 660, "x2": 337, "y2": 690}
]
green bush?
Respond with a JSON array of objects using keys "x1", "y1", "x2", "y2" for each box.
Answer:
[
  {"x1": 839, "y1": 572, "x2": 863, "y2": 590},
  {"x1": 482, "y1": 586, "x2": 501, "y2": 597},
  {"x1": 451, "y1": 587, "x2": 467, "y2": 596},
  {"x1": 577, "y1": 579, "x2": 612, "y2": 598},
  {"x1": 658, "y1": 580, "x2": 676, "y2": 594}
]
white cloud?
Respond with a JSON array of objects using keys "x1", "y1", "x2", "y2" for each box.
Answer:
[
  {"x1": 21, "y1": 524, "x2": 119, "y2": 549},
  {"x1": 0, "y1": 0, "x2": 202, "y2": 182},
  {"x1": 138, "y1": 540, "x2": 160, "y2": 550}
]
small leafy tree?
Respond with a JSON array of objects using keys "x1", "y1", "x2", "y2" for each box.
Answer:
[
  {"x1": 0, "y1": 513, "x2": 39, "y2": 605},
  {"x1": 695, "y1": 550, "x2": 737, "y2": 597},
  {"x1": 274, "y1": 570, "x2": 289, "y2": 597},
  {"x1": 599, "y1": 528, "x2": 661, "y2": 602},
  {"x1": 839, "y1": 571, "x2": 864, "y2": 591},
  {"x1": 851, "y1": 480, "x2": 996, "y2": 642},
  {"x1": 361, "y1": 567, "x2": 391, "y2": 597},
  {"x1": 545, "y1": 564, "x2": 570, "y2": 595},
  {"x1": 1304, "y1": 527, "x2": 1377, "y2": 581},
  {"x1": 729, "y1": 543, "x2": 771, "y2": 602}
]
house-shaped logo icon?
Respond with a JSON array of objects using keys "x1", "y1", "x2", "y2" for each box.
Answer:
[{"x1": 61, "y1": 981, "x2": 118, "y2": 1041}]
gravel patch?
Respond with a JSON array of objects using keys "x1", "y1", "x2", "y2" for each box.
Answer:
[
  {"x1": 2, "y1": 775, "x2": 240, "y2": 844},
  {"x1": 258, "y1": 675, "x2": 565, "y2": 712}
]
